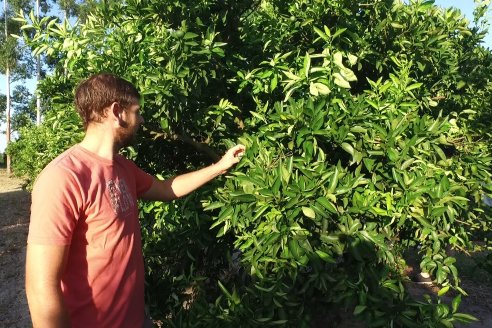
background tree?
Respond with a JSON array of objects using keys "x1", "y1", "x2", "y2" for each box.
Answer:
[
  {"x1": 1, "y1": 0, "x2": 42, "y2": 173},
  {"x1": 54, "y1": 0, "x2": 99, "y2": 22},
  {"x1": 1, "y1": 0, "x2": 92, "y2": 169},
  {"x1": 0, "y1": 93, "x2": 6, "y2": 128},
  {"x1": 11, "y1": 84, "x2": 35, "y2": 131}
]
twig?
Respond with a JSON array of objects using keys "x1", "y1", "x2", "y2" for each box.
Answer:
[{"x1": 145, "y1": 128, "x2": 220, "y2": 162}]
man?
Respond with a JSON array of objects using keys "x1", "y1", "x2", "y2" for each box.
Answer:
[{"x1": 25, "y1": 73, "x2": 245, "y2": 328}]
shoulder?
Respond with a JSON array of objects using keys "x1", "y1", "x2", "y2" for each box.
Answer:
[
  {"x1": 115, "y1": 153, "x2": 134, "y2": 163},
  {"x1": 115, "y1": 153, "x2": 141, "y2": 170},
  {"x1": 114, "y1": 154, "x2": 154, "y2": 196},
  {"x1": 33, "y1": 145, "x2": 85, "y2": 191}
]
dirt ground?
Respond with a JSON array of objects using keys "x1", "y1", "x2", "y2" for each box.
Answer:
[
  {"x1": 0, "y1": 168, "x2": 491, "y2": 328},
  {"x1": 0, "y1": 169, "x2": 31, "y2": 327}
]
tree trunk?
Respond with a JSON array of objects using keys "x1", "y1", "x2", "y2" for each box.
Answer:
[
  {"x1": 36, "y1": 0, "x2": 41, "y2": 125},
  {"x1": 36, "y1": 57, "x2": 41, "y2": 125},
  {"x1": 4, "y1": 0, "x2": 11, "y2": 174},
  {"x1": 6, "y1": 65, "x2": 11, "y2": 174},
  {"x1": 63, "y1": 8, "x2": 68, "y2": 76}
]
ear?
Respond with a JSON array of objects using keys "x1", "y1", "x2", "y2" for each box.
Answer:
[{"x1": 109, "y1": 102, "x2": 123, "y2": 125}]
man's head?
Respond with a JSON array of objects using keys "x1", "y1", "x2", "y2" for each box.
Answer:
[{"x1": 75, "y1": 73, "x2": 141, "y2": 130}]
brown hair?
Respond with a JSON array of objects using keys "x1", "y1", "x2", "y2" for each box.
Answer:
[{"x1": 74, "y1": 73, "x2": 140, "y2": 129}]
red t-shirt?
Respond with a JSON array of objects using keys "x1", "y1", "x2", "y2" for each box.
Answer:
[{"x1": 28, "y1": 144, "x2": 154, "y2": 328}]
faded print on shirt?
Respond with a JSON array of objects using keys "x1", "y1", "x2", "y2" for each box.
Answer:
[{"x1": 106, "y1": 178, "x2": 133, "y2": 215}]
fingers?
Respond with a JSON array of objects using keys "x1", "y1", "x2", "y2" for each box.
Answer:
[
  {"x1": 230, "y1": 144, "x2": 246, "y2": 158},
  {"x1": 218, "y1": 145, "x2": 245, "y2": 172}
]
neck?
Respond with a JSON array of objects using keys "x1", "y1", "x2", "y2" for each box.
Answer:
[{"x1": 79, "y1": 124, "x2": 121, "y2": 160}]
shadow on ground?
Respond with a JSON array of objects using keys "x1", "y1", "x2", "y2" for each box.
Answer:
[{"x1": 0, "y1": 170, "x2": 31, "y2": 328}]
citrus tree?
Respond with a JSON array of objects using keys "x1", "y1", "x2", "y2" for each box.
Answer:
[{"x1": 10, "y1": 0, "x2": 492, "y2": 326}]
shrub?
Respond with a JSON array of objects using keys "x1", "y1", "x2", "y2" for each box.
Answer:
[{"x1": 6, "y1": 107, "x2": 83, "y2": 187}]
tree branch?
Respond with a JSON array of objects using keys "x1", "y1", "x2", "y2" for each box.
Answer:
[{"x1": 145, "y1": 128, "x2": 221, "y2": 162}]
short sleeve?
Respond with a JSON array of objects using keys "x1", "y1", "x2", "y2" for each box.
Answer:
[
  {"x1": 127, "y1": 160, "x2": 154, "y2": 197},
  {"x1": 28, "y1": 166, "x2": 82, "y2": 245}
]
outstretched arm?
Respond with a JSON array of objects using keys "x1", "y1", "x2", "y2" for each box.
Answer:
[{"x1": 141, "y1": 144, "x2": 245, "y2": 202}]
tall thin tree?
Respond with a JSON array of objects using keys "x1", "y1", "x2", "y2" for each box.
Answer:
[
  {"x1": 3, "y1": 0, "x2": 11, "y2": 174},
  {"x1": 35, "y1": 0, "x2": 41, "y2": 125}
]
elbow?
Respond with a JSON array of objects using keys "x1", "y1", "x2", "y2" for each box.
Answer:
[
  {"x1": 25, "y1": 279, "x2": 69, "y2": 328},
  {"x1": 26, "y1": 278, "x2": 45, "y2": 309},
  {"x1": 25, "y1": 273, "x2": 37, "y2": 303},
  {"x1": 26, "y1": 275, "x2": 62, "y2": 310}
]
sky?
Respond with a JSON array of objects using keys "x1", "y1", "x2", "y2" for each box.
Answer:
[
  {"x1": 0, "y1": 0, "x2": 489, "y2": 152},
  {"x1": 436, "y1": 0, "x2": 474, "y2": 17}
]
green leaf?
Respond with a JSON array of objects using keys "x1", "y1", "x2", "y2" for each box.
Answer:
[
  {"x1": 315, "y1": 250, "x2": 336, "y2": 263},
  {"x1": 333, "y1": 52, "x2": 344, "y2": 68},
  {"x1": 332, "y1": 27, "x2": 347, "y2": 39},
  {"x1": 250, "y1": 111, "x2": 266, "y2": 121},
  {"x1": 366, "y1": 99, "x2": 379, "y2": 109},
  {"x1": 283, "y1": 70, "x2": 300, "y2": 80},
  {"x1": 452, "y1": 294, "x2": 461, "y2": 313},
  {"x1": 363, "y1": 158, "x2": 375, "y2": 171},
  {"x1": 160, "y1": 118, "x2": 169, "y2": 130},
  {"x1": 203, "y1": 202, "x2": 225, "y2": 211},
  {"x1": 252, "y1": 205, "x2": 270, "y2": 221},
  {"x1": 405, "y1": 83, "x2": 423, "y2": 92},
  {"x1": 184, "y1": 32, "x2": 199, "y2": 39},
  {"x1": 20, "y1": 24, "x2": 33, "y2": 30},
  {"x1": 232, "y1": 194, "x2": 257, "y2": 202},
  {"x1": 289, "y1": 239, "x2": 301, "y2": 259},
  {"x1": 347, "y1": 54, "x2": 358, "y2": 66},
  {"x1": 456, "y1": 286, "x2": 468, "y2": 296},
  {"x1": 302, "y1": 207, "x2": 316, "y2": 219},
  {"x1": 215, "y1": 224, "x2": 228, "y2": 237},
  {"x1": 353, "y1": 305, "x2": 367, "y2": 315},
  {"x1": 271, "y1": 320, "x2": 288, "y2": 325},
  {"x1": 350, "y1": 126, "x2": 367, "y2": 133},
  {"x1": 400, "y1": 158, "x2": 415, "y2": 170},
  {"x1": 313, "y1": 26, "x2": 329, "y2": 41},
  {"x1": 438, "y1": 285, "x2": 450, "y2": 296},
  {"x1": 433, "y1": 145, "x2": 447, "y2": 161},
  {"x1": 317, "y1": 197, "x2": 337, "y2": 213},
  {"x1": 340, "y1": 67, "x2": 357, "y2": 81},
  {"x1": 270, "y1": 74, "x2": 278, "y2": 91},
  {"x1": 341, "y1": 142, "x2": 354, "y2": 156},
  {"x1": 329, "y1": 167, "x2": 339, "y2": 193},
  {"x1": 309, "y1": 83, "x2": 319, "y2": 96},
  {"x1": 453, "y1": 313, "x2": 479, "y2": 323},
  {"x1": 304, "y1": 53, "x2": 311, "y2": 78},
  {"x1": 315, "y1": 82, "x2": 331, "y2": 95},
  {"x1": 333, "y1": 73, "x2": 351, "y2": 88}
]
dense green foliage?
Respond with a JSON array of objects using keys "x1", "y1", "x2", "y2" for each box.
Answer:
[
  {"x1": 8, "y1": 0, "x2": 492, "y2": 327},
  {"x1": 7, "y1": 107, "x2": 82, "y2": 184}
]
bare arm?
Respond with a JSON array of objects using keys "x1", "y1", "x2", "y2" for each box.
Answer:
[
  {"x1": 26, "y1": 244, "x2": 71, "y2": 328},
  {"x1": 141, "y1": 144, "x2": 245, "y2": 202}
]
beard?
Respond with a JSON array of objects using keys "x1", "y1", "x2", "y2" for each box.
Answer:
[{"x1": 115, "y1": 125, "x2": 138, "y2": 149}]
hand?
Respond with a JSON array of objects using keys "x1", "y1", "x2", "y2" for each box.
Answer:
[{"x1": 215, "y1": 144, "x2": 246, "y2": 174}]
